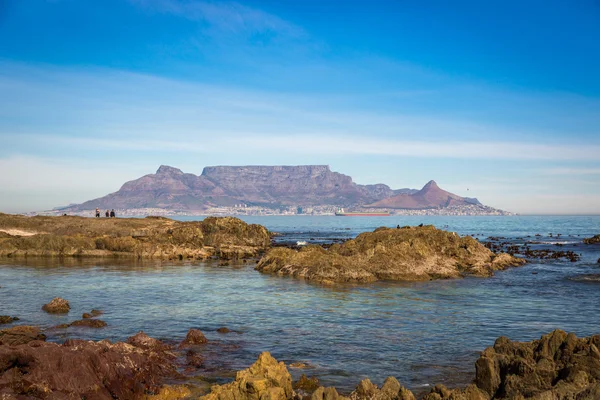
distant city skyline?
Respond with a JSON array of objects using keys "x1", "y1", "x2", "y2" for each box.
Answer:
[{"x1": 1, "y1": 0, "x2": 599, "y2": 214}]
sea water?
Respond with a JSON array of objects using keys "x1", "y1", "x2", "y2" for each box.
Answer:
[{"x1": 0, "y1": 216, "x2": 599, "y2": 392}]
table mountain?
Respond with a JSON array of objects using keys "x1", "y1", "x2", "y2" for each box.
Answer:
[{"x1": 61, "y1": 165, "x2": 492, "y2": 213}]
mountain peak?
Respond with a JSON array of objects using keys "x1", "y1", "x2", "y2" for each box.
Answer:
[
  {"x1": 156, "y1": 165, "x2": 184, "y2": 175},
  {"x1": 421, "y1": 180, "x2": 439, "y2": 190}
]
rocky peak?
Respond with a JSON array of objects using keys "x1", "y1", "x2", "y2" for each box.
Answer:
[
  {"x1": 421, "y1": 180, "x2": 440, "y2": 191},
  {"x1": 156, "y1": 165, "x2": 184, "y2": 176}
]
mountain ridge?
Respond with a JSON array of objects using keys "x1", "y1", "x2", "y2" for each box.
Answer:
[{"x1": 61, "y1": 165, "x2": 508, "y2": 215}]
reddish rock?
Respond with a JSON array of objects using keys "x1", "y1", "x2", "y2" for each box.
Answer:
[
  {"x1": 0, "y1": 325, "x2": 46, "y2": 346},
  {"x1": 70, "y1": 319, "x2": 107, "y2": 328},
  {"x1": 0, "y1": 336, "x2": 177, "y2": 399},
  {"x1": 216, "y1": 327, "x2": 231, "y2": 334},
  {"x1": 185, "y1": 350, "x2": 204, "y2": 369},
  {"x1": 179, "y1": 328, "x2": 208, "y2": 347},
  {"x1": 42, "y1": 297, "x2": 70, "y2": 314},
  {"x1": 82, "y1": 312, "x2": 92, "y2": 319},
  {"x1": 127, "y1": 331, "x2": 171, "y2": 351}
]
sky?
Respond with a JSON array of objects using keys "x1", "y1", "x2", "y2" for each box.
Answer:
[{"x1": 1, "y1": 0, "x2": 599, "y2": 214}]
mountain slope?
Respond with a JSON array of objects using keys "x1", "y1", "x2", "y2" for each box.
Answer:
[{"x1": 367, "y1": 180, "x2": 481, "y2": 209}]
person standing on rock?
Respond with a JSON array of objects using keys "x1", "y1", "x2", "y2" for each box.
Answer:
[{"x1": 95, "y1": 208, "x2": 100, "y2": 218}]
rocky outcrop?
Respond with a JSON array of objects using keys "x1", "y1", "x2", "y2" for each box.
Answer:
[
  {"x1": 0, "y1": 334, "x2": 178, "y2": 399},
  {"x1": 350, "y1": 377, "x2": 415, "y2": 400},
  {"x1": 0, "y1": 316, "x2": 18, "y2": 325},
  {"x1": 583, "y1": 234, "x2": 600, "y2": 244},
  {"x1": 474, "y1": 329, "x2": 600, "y2": 399},
  {"x1": 0, "y1": 213, "x2": 270, "y2": 260},
  {"x1": 201, "y1": 351, "x2": 294, "y2": 400},
  {"x1": 179, "y1": 328, "x2": 208, "y2": 347},
  {"x1": 41, "y1": 297, "x2": 70, "y2": 313},
  {"x1": 69, "y1": 318, "x2": 108, "y2": 328},
  {"x1": 0, "y1": 325, "x2": 46, "y2": 345},
  {"x1": 256, "y1": 226, "x2": 525, "y2": 284}
]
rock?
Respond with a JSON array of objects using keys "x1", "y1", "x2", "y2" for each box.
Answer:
[
  {"x1": 0, "y1": 316, "x2": 18, "y2": 325},
  {"x1": 294, "y1": 374, "x2": 320, "y2": 394},
  {"x1": 42, "y1": 297, "x2": 70, "y2": 313},
  {"x1": 0, "y1": 335, "x2": 177, "y2": 399},
  {"x1": 473, "y1": 329, "x2": 600, "y2": 399},
  {"x1": 0, "y1": 325, "x2": 46, "y2": 345},
  {"x1": 201, "y1": 352, "x2": 294, "y2": 400},
  {"x1": 421, "y1": 384, "x2": 487, "y2": 400},
  {"x1": 350, "y1": 377, "x2": 415, "y2": 400},
  {"x1": 90, "y1": 309, "x2": 104, "y2": 316},
  {"x1": 257, "y1": 226, "x2": 524, "y2": 284},
  {"x1": 179, "y1": 328, "x2": 208, "y2": 347},
  {"x1": 147, "y1": 385, "x2": 193, "y2": 399},
  {"x1": 583, "y1": 234, "x2": 600, "y2": 244},
  {"x1": 82, "y1": 312, "x2": 92, "y2": 319},
  {"x1": 185, "y1": 350, "x2": 204, "y2": 369},
  {"x1": 127, "y1": 331, "x2": 171, "y2": 351},
  {"x1": 217, "y1": 327, "x2": 231, "y2": 333},
  {"x1": 0, "y1": 213, "x2": 270, "y2": 260},
  {"x1": 69, "y1": 319, "x2": 107, "y2": 328}
]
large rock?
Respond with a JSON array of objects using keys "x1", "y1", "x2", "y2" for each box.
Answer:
[
  {"x1": 257, "y1": 226, "x2": 525, "y2": 283},
  {"x1": 179, "y1": 328, "x2": 208, "y2": 347},
  {"x1": 0, "y1": 336, "x2": 178, "y2": 399},
  {"x1": 201, "y1": 352, "x2": 294, "y2": 400},
  {"x1": 127, "y1": 331, "x2": 171, "y2": 351},
  {"x1": 349, "y1": 377, "x2": 415, "y2": 400},
  {"x1": 42, "y1": 297, "x2": 70, "y2": 313},
  {"x1": 583, "y1": 234, "x2": 600, "y2": 244},
  {"x1": 0, "y1": 325, "x2": 46, "y2": 346},
  {"x1": 0, "y1": 213, "x2": 270, "y2": 260},
  {"x1": 474, "y1": 329, "x2": 600, "y2": 399}
]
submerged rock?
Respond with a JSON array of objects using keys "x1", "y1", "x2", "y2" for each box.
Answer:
[
  {"x1": 0, "y1": 316, "x2": 18, "y2": 325},
  {"x1": 201, "y1": 352, "x2": 294, "y2": 400},
  {"x1": 217, "y1": 327, "x2": 231, "y2": 334},
  {"x1": 583, "y1": 234, "x2": 600, "y2": 244},
  {"x1": 69, "y1": 318, "x2": 108, "y2": 328},
  {"x1": 0, "y1": 335, "x2": 178, "y2": 399},
  {"x1": 257, "y1": 226, "x2": 524, "y2": 284},
  {"x1": 569, "y1": 274, "x2": 600, "y2": 282},
  {"x1": 0, "y1": 325, "x2": 46, "y2": 345},
  {"x1": 179, "y1": 328, "x2": 208, "y2": 347},
  {"x1": 42, "y1": 297, "x2": 70, "y2": 313}
]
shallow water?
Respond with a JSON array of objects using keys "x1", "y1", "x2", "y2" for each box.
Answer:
[{"x1": 1, "y1": 216, "x2": 599, "y2": 392}]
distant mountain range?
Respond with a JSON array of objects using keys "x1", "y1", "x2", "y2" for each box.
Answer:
[{"x1": 60, "y1": 165, "x2": 509, "y2": 215}]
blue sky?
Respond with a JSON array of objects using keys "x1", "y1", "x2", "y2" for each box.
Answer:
[{"x1": 1, "y1": 0, "x2": 599, "y2": 214}]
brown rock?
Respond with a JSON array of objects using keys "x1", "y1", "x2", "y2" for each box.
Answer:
[
  {"x1": 90, "y1": 309, "x2": 104, "y2": 317},
  {"x1": 0, "y1": 316, "x2": 18, "y2": 325},
  {"x1": 294, "y1": 374, "x2": 320, "y2": 394},
  {"x1": 473, "y1": 329, "x2": 600, "y2": 399},
  {"x1": 82, "y1": 312, "x2": 92, "y2": 319},
  {"x1": 0, "y1": 325, "x2": 46, "y2": 346},
  {"x1": 217, "y1": 327, "x2": 231, "y2": 333},
  {"x1": 179, "y1": 328, "x2": 208, "y2": 347},
  {"x1": 583, "y1": 234, "x2": 600, "y2": 244},
  {"x1": 41, "y1": 297, "x2": 70, "y2": 313},
  {"x1": 257, "y1": 226, "x2": 524, "y2": 284},
  {"x1": 0, "y1": 336, "x2": 177, "y2": 399},
  {"x1": 350, "y1": 377, "x2": 415, "y2": 400},
  {"x1": 201, "y1": 352, "x2": 293, "y2": 400},
  {"x1": 127, "y1": 331, "x2": 171, "y2": 351},
  {"x1": 185, "y1": 350, "x2": 204, "y2": 369},
  {"x1": 70, "y1": 319, "x2": 107, "y2": 328}
]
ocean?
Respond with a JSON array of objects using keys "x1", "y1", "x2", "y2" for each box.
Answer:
[{"x1": 1, "y1": 215, "x2": 599, "y2": 393}]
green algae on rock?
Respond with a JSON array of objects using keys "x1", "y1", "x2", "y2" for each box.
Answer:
[
  {"x1": 256, "y1": 225, "x2": 525, "y2": 284},
  {"x1": 0, "y1": 213, "x2": 270, "y2": 260}
]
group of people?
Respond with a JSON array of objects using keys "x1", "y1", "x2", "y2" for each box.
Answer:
[{"x1": 95, "y1": 208, "x2": 116, "y2": 218}]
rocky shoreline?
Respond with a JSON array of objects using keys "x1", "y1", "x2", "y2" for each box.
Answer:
[
  {"x1": 1, "y1": 323, "x2": 598, "y2": 399},
  {"x1": 0, "y1": 214, "x2": 270, "y2": 260}
]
